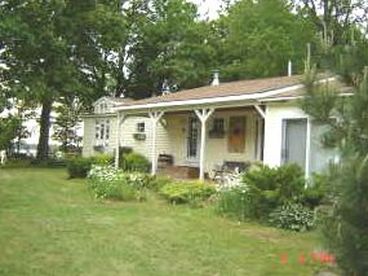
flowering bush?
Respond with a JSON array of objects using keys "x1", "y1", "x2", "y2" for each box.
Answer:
[
  {"x1": 87, "y1": 165, "x2": 150, "y2": 201},
  {"x1": 214, "y1": 170, "x2": 242, "y2": 192}
]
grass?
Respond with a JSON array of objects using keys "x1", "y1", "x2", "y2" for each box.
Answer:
[{"x1": 0, "y1": 168, "x2": 325, "y2": 275}]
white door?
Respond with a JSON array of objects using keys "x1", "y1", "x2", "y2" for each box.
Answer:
[{"x1": 186, "y1": 117, "x2": 200, "y2": 164}]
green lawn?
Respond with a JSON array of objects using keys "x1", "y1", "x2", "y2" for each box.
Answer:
[{"x1": 0, "y1": 168, "x2": 323, "y2": 275}]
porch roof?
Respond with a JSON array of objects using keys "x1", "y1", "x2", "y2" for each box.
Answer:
[{"x1": 114, "y1": 74, "x2": 336, "y2": 112}]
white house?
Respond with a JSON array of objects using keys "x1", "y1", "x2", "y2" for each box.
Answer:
[{"x1": 82, "y1": 74, "x2": 349, "y2": 180}]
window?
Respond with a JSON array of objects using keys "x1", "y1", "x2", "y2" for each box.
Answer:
[
  {"x1": 209, "y1": 118, "x2": 225, "y2": 138},
  {"x1": 95, "y1": 119, "x2": 110, "y2": 146},
  {"x1": 213, "y1": 118, "x2": 224, "y2": 132},
  {"x1": 137, "y1": 122, "x2": 145, "y2": 133}
]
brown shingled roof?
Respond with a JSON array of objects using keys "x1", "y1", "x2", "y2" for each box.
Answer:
[{"x1": 117, "y1": 75, "x2": 305, "y2": 107}]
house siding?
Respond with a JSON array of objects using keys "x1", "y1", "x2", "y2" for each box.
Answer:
[
  {"x1": 119, "y1": 116, "x2": 170, "y2": 162},
  {"x1": 164, "y1": 109, "x2": 260, "y2": 174},
  {"x1": 82, "y1": 115, "x2": 117, "y2": 157},
  {"x1": 263, "y1": 103, "x2": 308, "y2": 168}
]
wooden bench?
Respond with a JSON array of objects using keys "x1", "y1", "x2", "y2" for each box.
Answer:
[{"x1": 157, "y1": 154, "x2": 174, "y2": 168}]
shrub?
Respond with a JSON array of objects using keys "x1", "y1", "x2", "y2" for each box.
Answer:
[
  {"x1": 275, "y1": 164, "x2": 305, "y2": 203},
  {"x1": 302, "y1": 174, "x2": 328, "y2": 208},
  {"x1": 0, "y1": 158, "x2": 33, "y2": 168},
  {"x1": 118, "y1": 147, "x2": 132, "y2": 168},
  {"x1": 268, "y1": 203, "x2": 315, "y2": 232},
  {"x1": 217, "y1": 164, "x2": 307, "y2": 221},
  {"x1": 241, "y1": 164, "x2": 305, "y2": 220},
  {"x1": 160, "y1": 181, "x2": 216, "y2": 206},
  {"x1": 92, "y1": 154, "x2": 114, "y2": 166},
  {"x1": 122, "y1": 152, "x2": 151, "y2": 173},
  {"x1": 66, "y1": 154, "x2": 113, "y2": 178},
  {"x1": 216, "y1": 184, "x2": 252, "y2": 220},
  {"x1": 30, "y1": 158, "x2": 67, "y2": 168},
  {"x1": 67, "y1": 157, "x2": 93, "y2": 178},
  {"x1": 147, "y1": 176, "x2": 172, "y2": 192}
]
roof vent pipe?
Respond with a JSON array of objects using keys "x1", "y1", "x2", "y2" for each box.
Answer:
[
  {"x1": 288, "y1": 60, "x2": 292, "y2": 77},
  {"x1": 211, "y1": 70, "x2": 220, "y2": 86}
]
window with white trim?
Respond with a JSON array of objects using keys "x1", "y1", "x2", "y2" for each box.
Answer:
[
  {"x1": 137, "y1": 122, "x2": 145, "y2": 133},
  {"x1": 95, "y1": 119, "x2": 110, "y2": 146}
]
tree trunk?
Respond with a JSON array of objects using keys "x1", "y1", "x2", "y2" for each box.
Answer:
[{"x1": 36, "y1": 98, "x2": 53, "y2": 160}]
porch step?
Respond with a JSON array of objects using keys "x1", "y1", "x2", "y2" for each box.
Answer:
[{"x1": 158, "y1": 166, "x2": 199, "y2": 179}]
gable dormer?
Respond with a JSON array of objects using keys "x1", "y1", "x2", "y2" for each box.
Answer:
[{"x1": 93, "y1": 97, "x2": 114, "y2": 114}]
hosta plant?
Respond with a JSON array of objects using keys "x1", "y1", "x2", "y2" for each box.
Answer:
[{"x1": 268, "y1": 203, "x2": 316, "y2": 232}]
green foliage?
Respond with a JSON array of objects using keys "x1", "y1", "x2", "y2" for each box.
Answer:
[
  {"x1": 268, "y1": 203, "x2": 315, "y2": 232},
  {"x1": 66, "y1": 154, "x2": 113, "y2": 178},
  {"x1": 0, "y1": 159, "x2": 32, "y2": 169},
  {"x1": 122, "y1": 0, "x2": 217, "y2": 98},
  {"x1": 0, "y1": 168, "x2": 321, "y2": 276},
  {"x1": 217, "y1": 0, "x2": 316, "y2": 81},
  {"x1": 318, "y1": 156, "x2": 368, "y2": 275},
  {"x1": 216, "y1": 185, "x2": 252, "y2": 221},
  {"x1": 217, "y1": 164, "x2": 307, "y2": 222},
  {"x1": 67, "y1": 157, "x2": 94, "y2": 179},
  {"x1": 243, "y1": 164, "x2": 306, "y2": 217},
  {"x1": 0, "y1": 116, "x2": 22, "y2": 151},
  {"x1": 121, "y1": 152, "x2": 151, "y2": 173},
  {"x1": 0, "y1": 0, "x2": 126, "y2": 159},
  {"x1": 147, "y1": 176, "x2": 173, "y2": 192},
  {"x1": 118, "y1": 147, "x2": 133, "y2": 168},
  {"x1": 302, "y1": 174, "x2": 328, "y2": 208},
  {"x1": 87, "y1": 165, "x2": 149, "y2": 201},
  {"x1": 53, "y1": 97, "x2": 83, "y2": 152},
  {"x1": 160, "y1": 181, "x2": 216, "y2": 206},
  {"x1": 92, "y1": 154, "x2": 114, "y2": 166},
  {"x1": 301, "y1": 66, "x2": 368, "y2": 273}
]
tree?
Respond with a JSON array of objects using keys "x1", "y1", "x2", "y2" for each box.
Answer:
[
  {"x1": 215, "y1": 0, "x2": 317, "y2": 81},
  {"x1": 293, "y1": 0, "x2": 368, "y2": 46},
  {"x1": 52, "y1": 97, "x2": 83, "y2": 153},
  {"x1": 0, "y1": 115, "x2": 21, "y2": 151},
  {"x1": 0, "y1": 0, "x2": 125, "y2": 160},
  {"x1": 293, "y1": 0, "x2": 368, "y2": 70},
  {"x1": 301, "y1": 63, "x2": 368, "y2": 274},
  {"x1": 116, "y1": 0, "x2": 218, "y2": 98}
]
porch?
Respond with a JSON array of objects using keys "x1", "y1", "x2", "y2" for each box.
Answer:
[{"x1": 116, "y1": 105, "x2": 265, "y2": 180}]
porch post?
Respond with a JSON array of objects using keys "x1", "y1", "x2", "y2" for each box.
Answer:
[
  {"x1": 115, "y1": 112, "x2": 125, "y2": 169},
  {"x1": 305, "y1": 116, "x2": 311, "y2": 181},
  {"x1": 194, "y1": 108, "x2": 215, "y2": 181},
  {"x1": 149, "y1": 111, "x2": 165, "y2": 175},
  {"x1": 254, "y1": 105, "x2": 266, "y2": 162}
]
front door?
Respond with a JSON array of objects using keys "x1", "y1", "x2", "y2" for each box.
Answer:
[{"x1": 187, "y1": 117, "x2": 200, "y2": 163}]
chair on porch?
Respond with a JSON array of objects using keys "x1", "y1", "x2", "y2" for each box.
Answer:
[{"x1": 212, "y1": 161, "x2": 251, "y2": 184}]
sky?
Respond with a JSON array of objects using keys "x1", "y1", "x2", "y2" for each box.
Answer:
[{"x1": 188, "y1": 0, "x2": 223, "y2": 20}]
